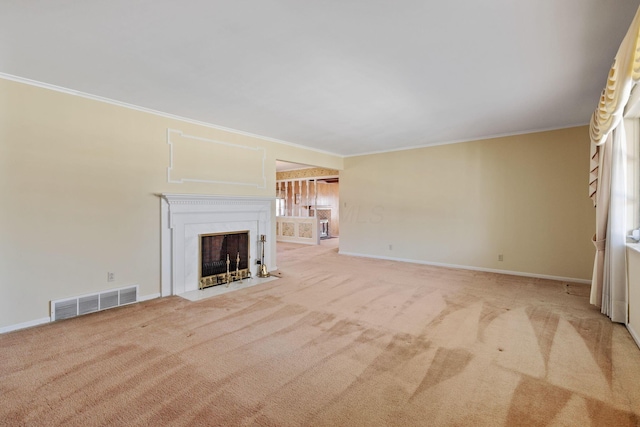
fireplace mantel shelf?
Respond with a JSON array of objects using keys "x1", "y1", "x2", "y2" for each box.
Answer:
[{"x1": 161, "y1": 193, "x2": 275, "y2": 206}]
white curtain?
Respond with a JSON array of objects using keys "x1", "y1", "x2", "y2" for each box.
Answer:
[
  {"x1": 589, "y1": 5, "x2": 640, "y2": 323},
  {"x1": 590, "y1": 134, "x2": 612, "y2": 311},
  {"x1": 597, "y1": 126, "x2": 628, "y2": 323}
]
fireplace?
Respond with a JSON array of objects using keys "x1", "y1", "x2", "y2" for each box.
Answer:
[
  {"x1": 199, "y1": 231, "x2": 250, "y2": 288},
  {"x1": 160, "y1": 194, "x2": 274, "y2": 296}
]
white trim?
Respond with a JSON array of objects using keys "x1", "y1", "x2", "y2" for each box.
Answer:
[
  {"x1": 624, "y1": 83, "x2": 640, "y2": 118},
  {"x1": 276, "y1": 166, "x2": 316, "y2": 173},
  {"x1": 167, "y1": 128, "x2": 267, "y2": 188},
  {"x1": 343, "y1": 124, "x2": 589, "y2": 157},
  {"x1": 627, "y1": 323, "x2": 640, "y2": 350},
  {"x1": 0, "y1": 72, "x2": 338, "y2": 158},
  {"x1": 628, "y1": 242, "x2": 640, "y2": 254},
  {"x1": 338, "y1": 251, "x2": 591, "y2": 284},
  {"x1": 138, "y1": 293, "x2": 161, "y2": 302},
  {"x1": 276, "y1": 175, "x2": 339, "y2": 183},
  {"x1": 0, "y1": 317, "x2": 51, "y2": 334}
]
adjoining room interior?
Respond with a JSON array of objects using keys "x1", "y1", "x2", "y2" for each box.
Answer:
[
  {"x1": 3, "y1": 2, "x2": 640, "y2": 425},
  {"x1": 275, "y1": 160, "x2": 340, "y2": 247}
]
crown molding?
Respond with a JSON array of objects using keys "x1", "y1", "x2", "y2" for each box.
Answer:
[
  {"x1": 1, "y1": 72, "x2": 589, "y2": 159},
  {"x1": 343, "y1": 124, "x2": 589, "y2": 157},
  {"x1": 0, "y1": 72, "x2": 341, "y2": 158}
]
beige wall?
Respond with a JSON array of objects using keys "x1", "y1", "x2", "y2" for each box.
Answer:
[
  {"x1": 340, "y1": 127, "x2": 596, "y2": 280},
  {"x1": 0, "y1": 78, "x2": 342, "y2": 330},
  {"x1": 627, "y1": 247, "x2": 640, "y2": 339},
  {"x1": 627, "y1": 119, "x2": 640, "y2": 339}
]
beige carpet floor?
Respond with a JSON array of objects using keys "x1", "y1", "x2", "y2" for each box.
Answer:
[{"x1": 2, "y1": 239, "x2": 640, "y2": 426}]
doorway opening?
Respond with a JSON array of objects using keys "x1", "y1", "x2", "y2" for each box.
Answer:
[{"x1": 275, "y1": 160, "x2": 339, "y2": 250}]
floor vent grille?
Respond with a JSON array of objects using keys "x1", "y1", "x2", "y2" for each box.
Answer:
[{"x1": 51, "y1": 285, "x2": 138, "y2": 321}]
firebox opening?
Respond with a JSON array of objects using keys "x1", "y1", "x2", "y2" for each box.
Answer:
[{"x1": 199, "y1": 231, "x2": 250, "y2": 289}]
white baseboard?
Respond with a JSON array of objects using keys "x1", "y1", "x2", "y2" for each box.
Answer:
[
  {"x1": 0, "y1": 317, "x2": 51, "y2": 334},
  {"x1": 627, "y1": 323, "x2": 640, "y2": 350},
  {"x1": 338, "y1": 251, "x2": 591, "y2": 284},
  {"x1": 0, "y1": 292, "x2": 163, "y2": 334},
  {"x1": 139, "y1": 293, "x2": 161, "y2": 302}
]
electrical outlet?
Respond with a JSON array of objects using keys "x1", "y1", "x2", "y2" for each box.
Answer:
[
  {"x1": 107, "y1": 272, "x2": 115, "y2": 282},
  {"x1": 389, "y1": 244, "x2": 393, "y2": 250},
  {"x1": 498, "y1": 254, "x2": 503, "y2": 262}
]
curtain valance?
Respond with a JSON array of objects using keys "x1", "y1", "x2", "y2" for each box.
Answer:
[{"x1": 589, "y1": 7, "x2": 640, "y2": 205}]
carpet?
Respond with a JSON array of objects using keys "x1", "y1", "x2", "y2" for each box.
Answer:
[{"x1": 1, "y1": 239, "x2": 640, "y2": 426}]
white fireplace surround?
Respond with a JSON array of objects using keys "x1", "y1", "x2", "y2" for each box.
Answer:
[{"x1": 160, "y1": 194, "x2": 274, "y2": 296}]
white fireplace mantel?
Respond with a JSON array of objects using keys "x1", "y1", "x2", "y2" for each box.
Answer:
[{"x1": 160, "y1": 194, "x2": 274, "y2": 296}]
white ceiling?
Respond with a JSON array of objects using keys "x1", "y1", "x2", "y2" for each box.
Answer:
[{"x1": 1, "y1": 1, "x2": 638, "y2": 156}]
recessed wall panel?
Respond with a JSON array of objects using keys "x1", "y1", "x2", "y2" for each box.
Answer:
[{"x1": 167, "y1": 129, "x2": 266, "y2": 188}]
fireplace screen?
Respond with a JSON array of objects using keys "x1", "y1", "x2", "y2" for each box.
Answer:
[{"x1": 199, "y1": 231, "x2": 250, "y2": 289}]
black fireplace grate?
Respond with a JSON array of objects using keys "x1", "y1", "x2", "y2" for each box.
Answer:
[{"x1": 202, "y1": 260, "x2": 228, "y2": 277}]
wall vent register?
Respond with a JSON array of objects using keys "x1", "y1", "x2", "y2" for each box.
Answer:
[{"x1": 51, "y1": 285, "x2": 138, "y2": 321}]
